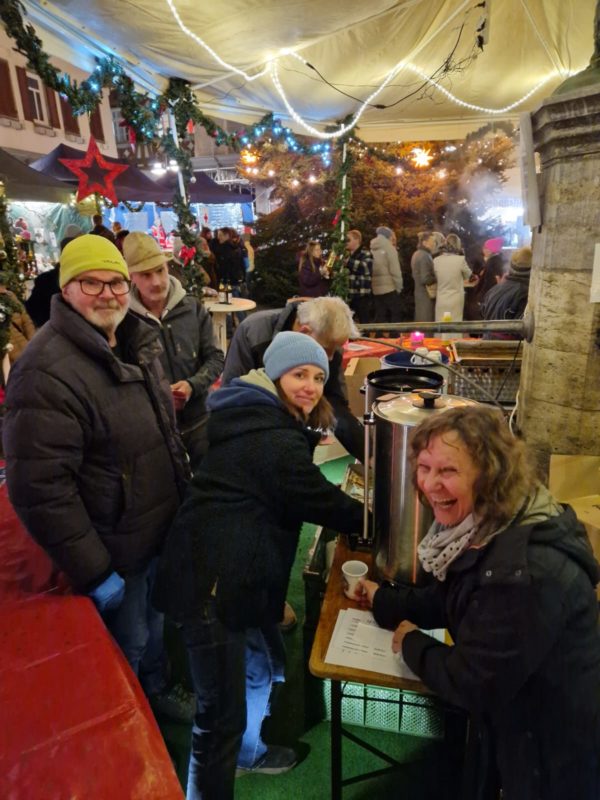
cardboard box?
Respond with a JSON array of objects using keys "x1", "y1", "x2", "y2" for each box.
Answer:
[
  {"x1": 548, "y1": 455, "x2": 600, "y2": 503},
  {"x1": 549, "y1": 456, "x2": 600, "y2": 596},
  {"x1": 344, "y1": 357, "x2": 382, "y2": 418}
]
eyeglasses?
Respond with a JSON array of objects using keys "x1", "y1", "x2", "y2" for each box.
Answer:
[{"x1": 75, "y1": 278, "x2": 131, "y2": 296}]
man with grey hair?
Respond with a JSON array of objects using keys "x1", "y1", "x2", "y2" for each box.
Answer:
[{"x1": 222, "y1": 295, "x2": 363, "y2": 460}]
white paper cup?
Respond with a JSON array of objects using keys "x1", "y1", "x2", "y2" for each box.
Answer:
[
  {"x1": 342, "y1": 560, "x2": 368, "y2": 599},
  {"x1": 428, "y1": 350, "x2": 442, "y2": 362}
]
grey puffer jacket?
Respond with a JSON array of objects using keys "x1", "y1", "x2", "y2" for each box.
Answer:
[
  {"x1": 370, "y1": 235, "x2": 403, "y2": 295},
  {"x1": 3, "y1": 295, "x2": 189, "y2": 591},
  {"x1": 129, "y1": 277, "x2": 224, "y2": 431}
]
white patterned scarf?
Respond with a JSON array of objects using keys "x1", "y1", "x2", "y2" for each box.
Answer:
[
  {"x1": 417, "y1": 485, "x2": 563, "y2": 582},
  {"x1": 417, "y1": 513, "x2": 480, "y2": 581}
]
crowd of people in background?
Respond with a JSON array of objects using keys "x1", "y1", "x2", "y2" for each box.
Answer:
[{"x1": 296, "y1": 225, "x2": 532, "y2": 335}]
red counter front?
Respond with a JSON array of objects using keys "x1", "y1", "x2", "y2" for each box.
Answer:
[{"x1": 0, "y1": 470, "x2": 184, "y2": 799}]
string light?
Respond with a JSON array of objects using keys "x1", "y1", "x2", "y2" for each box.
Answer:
[
  {"x1": 164, "y1": 0, "x2": 270, "y2": 81},
  {"x1": 165, "y1": 0, "x2": 571, "y2": 139}
]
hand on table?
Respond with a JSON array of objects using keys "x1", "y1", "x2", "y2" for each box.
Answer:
[
  {"x1": 392, "y1": 620, "x2": 418, "y2": 653},
  {"x1": 353, "y1": 577, "x2": 379, "y2": 608},
  {"x1": 171, "y1": 380, "x2": 193, "y2": 411}
]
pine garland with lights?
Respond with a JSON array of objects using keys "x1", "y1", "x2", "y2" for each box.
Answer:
[
  {"x1": 328, "y1": 139, "x2": 354, "y2": 300},
  {"x1": 0, "y1": 188, "x2": 29, "y2": 356},
  {"x1": 0, "y1": 190, "x2": 27, "y2": 301}
]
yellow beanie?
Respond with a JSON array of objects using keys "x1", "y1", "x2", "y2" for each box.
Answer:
[{"x1": 59, "y1": 234, "x2": 129, "y2": 288}]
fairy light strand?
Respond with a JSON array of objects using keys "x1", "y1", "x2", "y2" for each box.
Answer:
[{"x1": 165, "y1": 0, "x2": 572, "y2": 139}]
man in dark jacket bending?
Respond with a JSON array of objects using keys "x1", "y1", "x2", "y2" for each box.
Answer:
[
  {"x1": 222, "y1": 295, "x2": 364, "y2": 461},
  {"x1": 2, "y1": 234, "x2": 193, "y2": 721},
  {"x1": 124, "y1": 232, "x2": 224, "y2": 467}
]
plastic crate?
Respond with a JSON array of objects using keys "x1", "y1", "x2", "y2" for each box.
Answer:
[
  {"x1": 451, "y1": 363, "x2": 521, "y2": 404},
  {"x1": 321, "y1": 681, "x2": 444, "y2": 740},
  {"x1": 449, "y1": 340, "x2": 522, "y2": 405}
]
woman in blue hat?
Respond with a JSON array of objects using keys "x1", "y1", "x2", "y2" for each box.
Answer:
[{"x1": 154, "y1": 331, "x2": 364, "y2": 799}]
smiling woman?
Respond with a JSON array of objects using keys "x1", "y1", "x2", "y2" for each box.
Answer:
[
  {"x1": 152, "y1": 330, "x2": 364, "y2": 798},
  {"x1": 356, "y1": 405, "x2": 600, "y2": 800}
]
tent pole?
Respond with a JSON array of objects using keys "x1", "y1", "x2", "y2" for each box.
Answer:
[{"x1": 168, "y1": 112, "x2": 188, "y2": 203}]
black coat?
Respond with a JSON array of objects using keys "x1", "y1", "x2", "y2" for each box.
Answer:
[
  {"x1": 3, "y1": 296, "x2": 188, "y2": 591},
  {"x1": 213, "y1": 240, "x2": 245, "y2": 284},
  {"x1": 129, "y1": 278, "x2": 224, "y2": 431},
  {"x1": 154, "y1": 376, "x2": 364, "y2": 629},
  {"x1": 221, "y1": 303, "x2": 364, "y2": 460},
  {"x1": 373, "y1": 507, "x2": 600, "y2": 800}
]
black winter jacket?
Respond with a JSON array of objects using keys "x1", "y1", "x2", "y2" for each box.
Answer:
[
  {"x1": 373, "y1": 506, "x2": 600, "y2": 800},
  {"x1": 129, "y1": 277, "x2": 224, "y2": 431},
  {"x1": 3, "y1": 296, "x2": 188, "y2": 591},
  {"x1": 481, "y1": 273, "x2": 530, "y2": 340},
  {"x1": 213, "y1": 240, "x2": 245, "y2": 284},
  {"x1": 221, "y1": 303, "x2": 364, "y2": 460},
  {"x1": 154, "y1": 374, "x2": 364, "y2": 629}
]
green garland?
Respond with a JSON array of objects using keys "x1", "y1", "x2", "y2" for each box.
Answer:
[
  {"x1": 0, "y1": 189, "x2": 28, "y2": 355},
  {"x1": 0, "y1": 191, "x2": 26, "y2": 301}
]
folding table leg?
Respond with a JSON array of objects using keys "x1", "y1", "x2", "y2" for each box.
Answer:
[{"x1": 331, "y1": 679, "x2": 342, "y2": 800}]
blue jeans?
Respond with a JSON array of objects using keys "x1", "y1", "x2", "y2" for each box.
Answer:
[
  {"x1": 102, "y1": 558, "x2": 166, "y2": 696},
  {"x1": 237, "y1": 624, "x2": 286, "y2": 769},
  {"x1": 183, "y1": 602, "x2": 247, "y2": 800}
]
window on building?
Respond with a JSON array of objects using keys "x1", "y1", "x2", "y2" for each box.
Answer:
[
  {"x1": 26, "y1": 73, "x2": 46, "y2": 123},
  {"x1": 112, "y1": 108, "x2": 129, "y2": 144}
]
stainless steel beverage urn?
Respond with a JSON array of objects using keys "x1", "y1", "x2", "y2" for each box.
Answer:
[{"x1": 366, "y1": 392, "x2": 478, "y2": 584}]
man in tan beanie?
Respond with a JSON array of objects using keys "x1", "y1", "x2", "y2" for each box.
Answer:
[
  {"x1": 482, "y1": 245, "x2": 532, "y2": 339},
  {"x1": 2, "y1": 234, "x2": 194, "y2": 722},
  {"x1": 123, "y1": 231, "x2": 224, "y2": 466}
]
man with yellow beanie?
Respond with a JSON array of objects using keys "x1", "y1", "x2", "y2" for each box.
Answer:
[{"x1": 3, "y1": 234, "x2": 194, "y2": 722}]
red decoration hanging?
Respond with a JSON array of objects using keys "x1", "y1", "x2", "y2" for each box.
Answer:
[
  {"x1": 332, "y1": 210, "x2": 342, "y2": 227},
  {"x1": 179, "y1": 245, "x2": 196, "y2": 266},
  {"x1": 186, "y1": 119, "x2": 195, "y2": 135},
  {"x1": 59, "y1": 137, "x2": 129, "y2": 205}
]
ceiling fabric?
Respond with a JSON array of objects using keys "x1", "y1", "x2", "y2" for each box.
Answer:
[{"x1": 32, "y1": 0, "x2": 595, "y2": 141}]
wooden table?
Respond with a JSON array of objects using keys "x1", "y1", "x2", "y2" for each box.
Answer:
[
  {"x1": 205, "y1": 297, "x2": 256, "y2": 353},
  {"x1": 310, "y1": 537, "x2": 465, "y2": 799}
]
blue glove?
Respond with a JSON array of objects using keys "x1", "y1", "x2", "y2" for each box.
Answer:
[{"x1": 89, "y1": 571, "x2": 125, "y2": 613}]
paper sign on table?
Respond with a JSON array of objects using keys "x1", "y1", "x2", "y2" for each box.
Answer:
[{"x1": 325, "y1": 608, "x2": 444, "y2": 680}]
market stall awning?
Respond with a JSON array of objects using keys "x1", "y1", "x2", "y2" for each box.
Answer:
[
  {"x1": 154, "y1": 171, "x2": 253, "y2": 205},
  {"x1": 26, "y1": 0, "x2": 596, "y2": 141},
  {"x1": 29, "y1": 143, "x2": 173, "y2": 203},
  {"x1": 0, "y1": 147, "x2": 72, "y2": 203}
]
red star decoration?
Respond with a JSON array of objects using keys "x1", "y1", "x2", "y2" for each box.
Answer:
[{"x1": 59, "y1": 137, "x2": 129, "y2": 205}]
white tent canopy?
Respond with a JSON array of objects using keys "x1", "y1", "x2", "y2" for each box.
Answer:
[{"x1": 29, "y1": 0, "x2": 595, "y2": 141}]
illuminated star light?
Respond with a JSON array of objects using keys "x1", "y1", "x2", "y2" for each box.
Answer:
[{"x1": 412, "y1": 148, "x2": 432, "y2": 168}]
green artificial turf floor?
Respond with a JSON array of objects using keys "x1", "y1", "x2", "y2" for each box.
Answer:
[{"x1": 158, "y1": 456, "x2": 465, "y2": 799}]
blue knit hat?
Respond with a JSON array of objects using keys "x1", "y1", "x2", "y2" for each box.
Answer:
[
  {"x1": 376, "y1": 226, "x2": 394, "y2": 240},
  {"x1": 264, "y1": 332, "x2": 330, "y2": 382}
]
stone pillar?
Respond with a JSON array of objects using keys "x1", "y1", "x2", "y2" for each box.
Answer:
[{"x1": 518, "y1": 84, "x2": 600, "y2": 476}]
